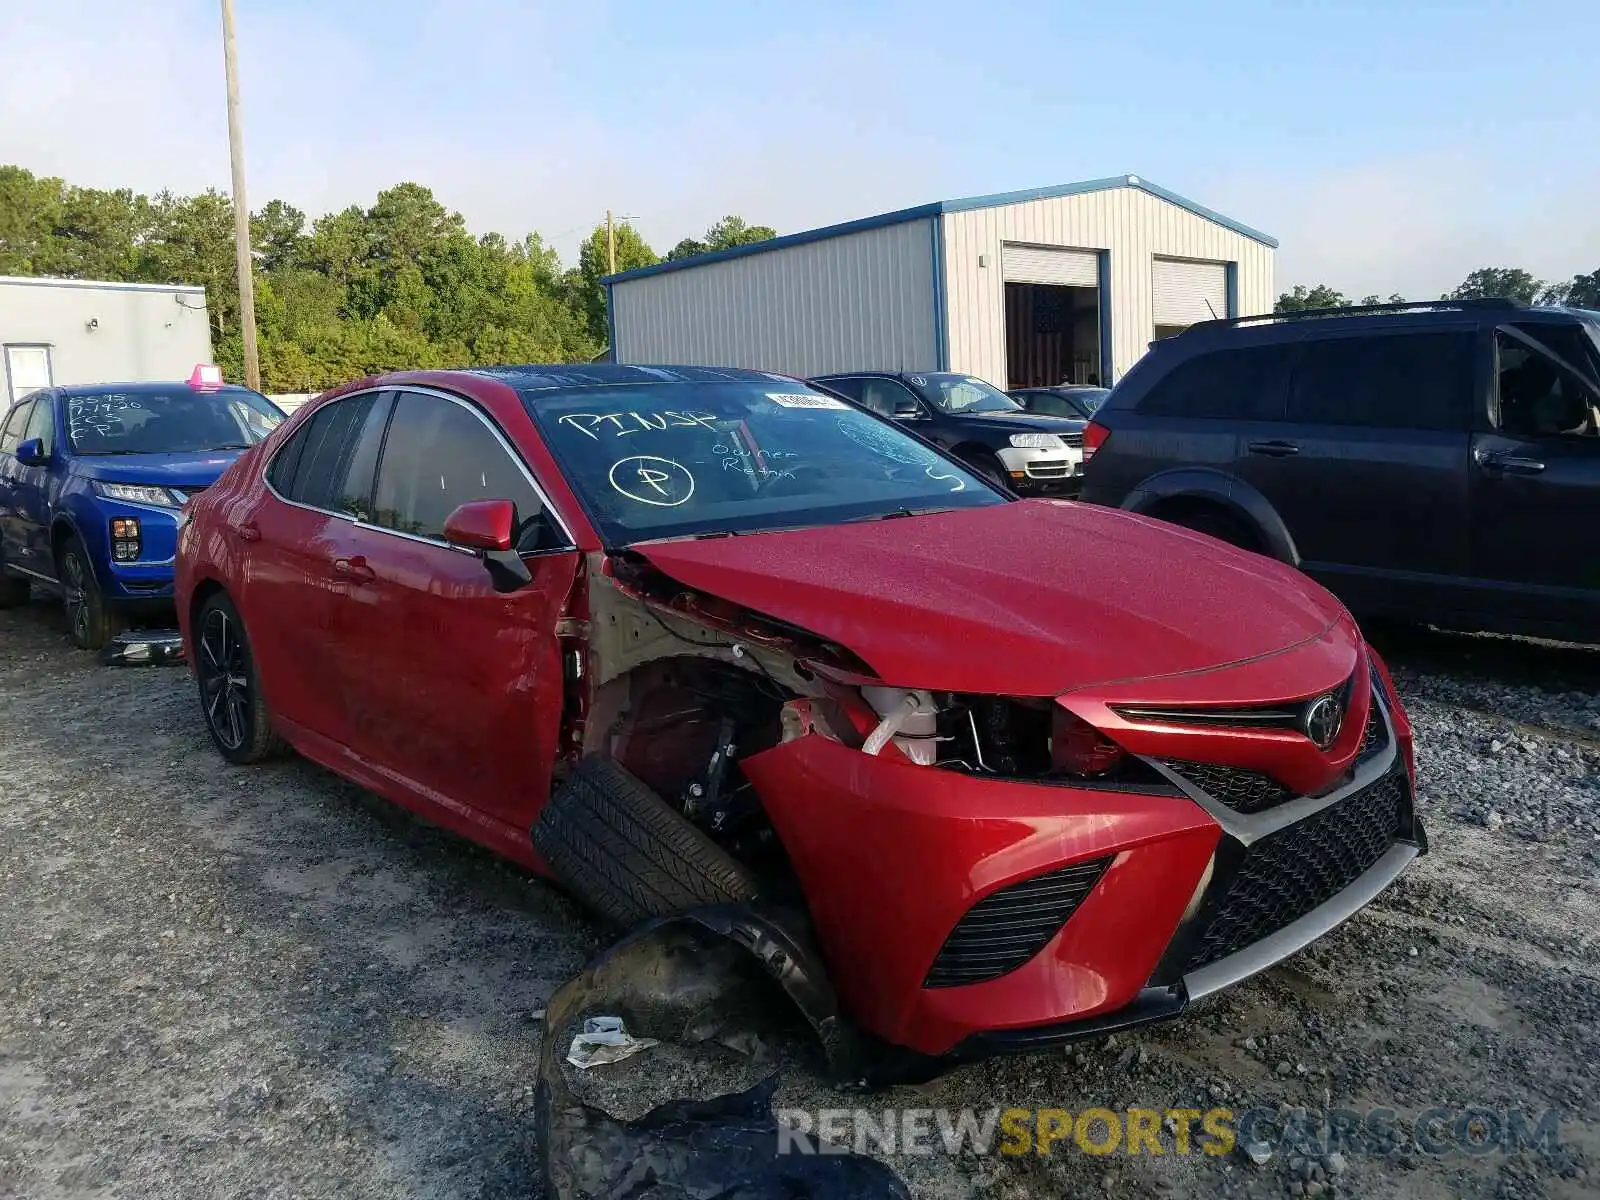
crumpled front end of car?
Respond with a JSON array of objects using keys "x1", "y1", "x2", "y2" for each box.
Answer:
[{"x1": 738, "y1": 627, "x2": 1423, "y2": 1058}]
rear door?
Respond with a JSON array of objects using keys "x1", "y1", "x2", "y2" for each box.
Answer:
[
  {"x1": 330, "y1": 387, "x2": 580, "y2": 831},
  {"x1": 241, "y1": 389, "x2": 387, "y2": 743},
  {"x1": 1468, "y1": 323, "x2": 1600, "y2": 631},
  {"x1": 1239, "y1": 329, "x2": 1476, "y2": 616}
]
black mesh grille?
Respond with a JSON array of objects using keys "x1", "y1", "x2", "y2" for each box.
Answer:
[
  {"x1": 1184, "y1": 772, "x2": 1406, "y2": 972},
  {"x1": 924, "y1": 857, "x2": 1111, "y2": 988},
  {"x1": 1357, "y1": 702, "x2": 1387, "y2": 763},
  {"x1": 1162, "y1": 760, "x2": 1294, "y2": 814}
]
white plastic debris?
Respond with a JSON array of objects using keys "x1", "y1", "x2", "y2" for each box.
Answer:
[{"x1": 566, "y1": 1016, "x2": 659, "y2": 1070}]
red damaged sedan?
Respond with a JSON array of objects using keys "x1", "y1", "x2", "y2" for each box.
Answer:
[{"x1": 174, "y1": 364, "x2": 1423, "y2": 1063}]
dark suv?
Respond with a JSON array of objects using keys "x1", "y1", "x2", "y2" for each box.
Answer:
[
  {"x1": 1080, "y1": 300, "x2": 1600, "y2": 641},
  {"x1": 810, "y1": 371, "x2": 1084, "y2": 494}
]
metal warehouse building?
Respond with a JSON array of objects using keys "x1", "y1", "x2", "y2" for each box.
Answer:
[
  {"x1": 0, "y1": 276, "x2": 214, "y2": 407},
  {"x1": 603, "y1": 174, "x2": 1276, "y2": 387}
]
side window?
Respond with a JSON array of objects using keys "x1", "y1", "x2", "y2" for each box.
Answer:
[
  {"x1": 1287, "y1": 333, "x2": 1474, "y2": 431},
  {"x1": 0, "y1": 400, "x2": 33, "y2": 454},
  {"x1": 861, "y1": 377, "x2": 922, "y2": 419},
  {"x1": 267, "y1": 392, "x2": 378, "y2": 509},
  {"x1": 335, "y1": 393, "x2": 395, "y2": 520},
  {"x1": 818, "y1": 377, "x2": 865, "y2": 402},
  {"x1": 1495, "y1": 331, "x2": 1600, "y2": 439},
  {"x1": 24, "y1": 398, "x2": 56, "y2": 455},
  {"x1": 372, "y1": 391, "x2": 561, "y2": 552},
  {"x1": 1137, "y1": 345, "x2": 1295, "y2": 421}
]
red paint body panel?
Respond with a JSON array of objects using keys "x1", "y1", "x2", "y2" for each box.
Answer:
[
  {"x1": 741, "y1": 735, "x2": 1221, "y2": 1054},
  {"x1": 634, "y1": 499, "x2": 1347, "y2": 695}
]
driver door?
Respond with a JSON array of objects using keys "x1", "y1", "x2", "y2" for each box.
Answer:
[
  {"x1": 1469, "y1": 324, "x2": 1600, "y2": 630},
  {"x1": 329, "y1": 388, "x2": 582, "y2": 833}
]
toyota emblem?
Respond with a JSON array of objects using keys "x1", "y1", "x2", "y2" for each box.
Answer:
[{"x1": 1304, "y1": 694, "x2": 1343, "y2": 749}]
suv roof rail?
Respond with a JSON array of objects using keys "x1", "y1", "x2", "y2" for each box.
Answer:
[{"x1": 1181, "y1": 297, "x2": 1524, "y2": 334}]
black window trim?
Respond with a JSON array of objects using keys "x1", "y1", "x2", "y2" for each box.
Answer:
[{"x1": 263, "y1": 385, "x2": 578, "y2": 554}]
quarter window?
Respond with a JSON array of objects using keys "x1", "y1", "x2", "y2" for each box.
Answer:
[
  {"x1": 371, "y1": 391, "x2": 558, "y2": 551},
  {"x1": 1286, "y1": 333, "x2": 1474, "y2": 431},
  {"x1": 1137, "y1": 345, "x2": 1296, "y2": 421},
  {"x1": 268, "y1": 392, "x2": 379, "y2": 509}
]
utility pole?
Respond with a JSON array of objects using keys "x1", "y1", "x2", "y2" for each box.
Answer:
[
  {"x1": 606, "y1": 209, "x2": 616, "y2": 277},
  {"x1": 220, "y1": 0, "x2": 260, "y2": 391}
]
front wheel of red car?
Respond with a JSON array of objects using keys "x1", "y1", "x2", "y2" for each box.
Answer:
[
  {"x1": 533, "y1": 756, "x2": 760, "y2": 929},
  {"x1": 194, "y1": 592, "x2": 283, "y2": 765}
]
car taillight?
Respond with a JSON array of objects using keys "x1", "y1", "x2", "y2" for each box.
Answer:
[
  {"x1": 1082, "y1": 421, "x2": 1111, "y2": 462},
  {"x1": 1051, "y1": 707, "x2": 1125, "y2": 777}
]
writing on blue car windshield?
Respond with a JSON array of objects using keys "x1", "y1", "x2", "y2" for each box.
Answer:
[
  {"x1": 911, "y1": 373, "x2": 1023, "y2": 415},
  {"x1": 67, "y1": 388, "x2": 284, "y2": 455},
  {"x1": 521, "y1": 382, "x2": 1004, "y2": 543}
]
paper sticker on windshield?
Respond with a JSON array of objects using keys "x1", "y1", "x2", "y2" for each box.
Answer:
[{"x1": 767, "y1": 391, "x2": 848, "y2": 410}]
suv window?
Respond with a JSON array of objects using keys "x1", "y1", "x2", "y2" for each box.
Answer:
[
  {"x1": 372, "y1": 391, "x2": 560, "y2": 552},
  {"x1": 0, "y1": 400, "x2": 33, "y2": 454},
  {"x1": 268, "y1": 392, "x2": 380, "y2": 510},
  {"x1": 859, "y1": 377, "x2": 922, "y2": 419},
  {"x1": 1287, "y1": 332, "x2": 1474, "y2": 431},
  {"x1": 1496, "y1": 330, "x2": 1600, "y2": 438},
  {"x1": 23, "y1": 396, "x2": 55, "y2": 455},
  {"x1": 1138, "y1": 344, "x2": 1295, "y2": 421},
  {"x1": 818, "y1": 377, "x2": 865, "y2": 402}
]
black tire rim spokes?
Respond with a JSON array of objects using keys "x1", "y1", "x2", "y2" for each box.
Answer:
[
  {"x1": 62, "y1": 553, "x2": 89, "y2": 643},
  {"x1": 198, "y1": 610, "x2": 249, "y2": 751}
]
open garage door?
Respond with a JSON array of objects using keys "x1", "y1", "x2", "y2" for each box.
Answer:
[
  {"x1": 1152, "y1": 257, "x2": 1228, "y2": 339},
  {"x1": 1002, "y1": 244, "x2": 1103, "y2": 387}
]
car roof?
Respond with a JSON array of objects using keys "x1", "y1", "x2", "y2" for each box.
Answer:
[
  {"x1": 456, "y1": 363, "x2": 799, "y2": 391},
  {"x1": 54, "y1": 380, "x2": 266, "y2": 399}
]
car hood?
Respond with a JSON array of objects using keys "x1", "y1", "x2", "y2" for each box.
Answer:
[
  {"x1": 74, "y1": 450, "x2": 246, "y2": 489},
  {"x1": 631, "y1": 500, "x2": 1349, "y2": 696},
  {"x1": 942, "y1": 411, "x2": 1085, "y2": 436}
]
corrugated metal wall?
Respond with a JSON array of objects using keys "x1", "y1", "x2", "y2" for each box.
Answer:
[
  {"x1": 610, "y1": 219, "x2": 937, "y2": 377},
  {"x1": 940, "y1": 187, "x2": 1274, "y2": 386}
]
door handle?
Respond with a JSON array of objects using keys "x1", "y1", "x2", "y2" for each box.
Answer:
[
  {"x1": 231, "y1": 522, "x2": 261, "y2": 542},
  {"x1": 1247, "y1": 440, "x2": 1301, "y2": 457},
  {"x1": 334, "y1": 555, "x2": 376, "y2": 583},
  {"x1": 1475, "y1": 449, "x2": 1546, "y2": 475}
]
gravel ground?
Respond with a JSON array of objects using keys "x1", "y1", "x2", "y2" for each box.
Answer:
[{"x1": 2, "y1": 599, "x2": 1597, "y2": 1199}]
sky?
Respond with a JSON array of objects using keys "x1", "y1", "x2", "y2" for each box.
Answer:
[{"x1": 2, "y1": 0, "x2": 1597, "y2": 300}]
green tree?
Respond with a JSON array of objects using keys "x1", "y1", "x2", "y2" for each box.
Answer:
[
  {"x1": 577, "y1": 221, "x2": 658, "y2": 346},
  {"x1": 1558, "y1": 270, "x2": 1600, "y2": 309},
  {"x1": 703, "y1": 215, "x2": 777, "y2": 252},
  {"x1": 667, "y1": 237, "x2": 708, "y2": 261},
  {"x1": 1276, "y1": 284, "x2": 1348, "y2": 312},
  {"x1": 251, "y1": 199, "x2": 306, "y2": 273},
  {"x1": 0, "y1": 165, "x2": 64, "y2": 274},
  {"x1": 1358, "y1": 293, "x2": 1407, "y2": 306},
  {"x1": 1445, "y1": 267, "x2": 1544, "y2": 305}
]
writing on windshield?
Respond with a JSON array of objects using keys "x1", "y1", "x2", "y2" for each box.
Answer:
[
  {"x1": 914, "y1": 374, "x2": 1021, "y2": 415},
  {"x1": 522, "y1": 382, "x2": 1003, "y2": 544},
  {"x1": 68, "y1": 388, "x2": 283, "y2": 455}
]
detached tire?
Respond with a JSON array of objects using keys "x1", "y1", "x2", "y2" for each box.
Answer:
[{"x1": 533, "y1": 757, "x2": 760, "y2": 928}]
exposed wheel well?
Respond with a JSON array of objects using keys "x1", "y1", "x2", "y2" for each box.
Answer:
[
  {"x1": 189, "y1": 578, "x2": 227, "y2": 630},
  {"x1": 49, "y1": 519, "x2": 76, "y2": 560},
  {"x1": 1141, "y1": 495, "x2": 1266, "y2": 553},
  {"x1": 952, "y1": 442, "x2": 1001, "y2": 466}
]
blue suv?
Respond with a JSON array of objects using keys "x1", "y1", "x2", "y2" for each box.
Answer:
[{"x1": 0, "y1": 376, "x2": 284, "y2": 649}]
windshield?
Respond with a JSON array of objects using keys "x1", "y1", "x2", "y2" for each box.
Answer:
[
  {"x1": 67, "y1": 387, "x2": 284, "y2": 455},
  {"x1": 910, "y1": 373, "x2": 1021, "y2": 415},
  {"x1": 521, "y1": 381, "x2": 1005, "y2": 544}
]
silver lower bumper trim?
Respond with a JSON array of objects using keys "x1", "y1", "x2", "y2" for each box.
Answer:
[{"x1": 1182, "y1": 841, "x2": 1419, "y2": 1001}]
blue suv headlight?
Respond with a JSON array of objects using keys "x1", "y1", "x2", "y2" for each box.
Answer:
[{"x1": 91, "y1": 481, "x2": 184, "y2": 508}]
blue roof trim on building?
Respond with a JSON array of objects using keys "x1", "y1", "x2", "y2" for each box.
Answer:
[{"x1": 601, "y1": 174, "x2": 1277, "y2": 286}]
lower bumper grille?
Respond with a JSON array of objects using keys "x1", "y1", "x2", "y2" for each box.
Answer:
[
  {"x1": 1023, "y1": 460, "x2": 1074, "y2": 479},
  {"x1": 1162, "y1": 760, "x2": 1292, "y2": 814},
  {"x1": 1184, "y1": 771, "x2": 1406, "y2": 973},
  {"x1": 924, "y1": 857, "x2": 1110, "y2": 988}
]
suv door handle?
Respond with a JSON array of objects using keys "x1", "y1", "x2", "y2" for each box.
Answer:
[
  {"x1": 333, "y1": 555, "x2": 376, "y2": 583},
  {"x1": 231, "y1": 522, "x2": 261, "y2": 542},
  {"x1": 1247, "y1": 440, "x2": 1301, "y2": 457},
  {"x1": 1475, "y1": 448, "x2": 1546, "y2": 475}
]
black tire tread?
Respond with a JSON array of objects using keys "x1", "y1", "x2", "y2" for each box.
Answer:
[
  {"x1": 58, "y1": 535, "x2": 122, "y2": 651},
  {"x1": 534, "y1": 757, "x2": 759, "y2": 928},
  {"x1": 196, "y1": 592, "x2": 285, "y2": 765}
]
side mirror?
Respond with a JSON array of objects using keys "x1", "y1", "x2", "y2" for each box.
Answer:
[
  {"x1": 15, "y1": 437, "x2": 46, "y2": 465},
  {"x1": 443, "y1": 498, "x2": 515, "y2": 552},
  {"x1": 893, "y1": 404, "x2": 923, "y2": 420},
  {"x1": 443, "y1": 498, "x2": 532, "y2": 594}
]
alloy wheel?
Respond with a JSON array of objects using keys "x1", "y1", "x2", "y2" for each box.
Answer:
[
  {"x1": 61, "y1": 552, "x2": 90, "y2": 645},
  {"x1": 198, "y1": 608, "x2": 251, "y2": 751}
]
